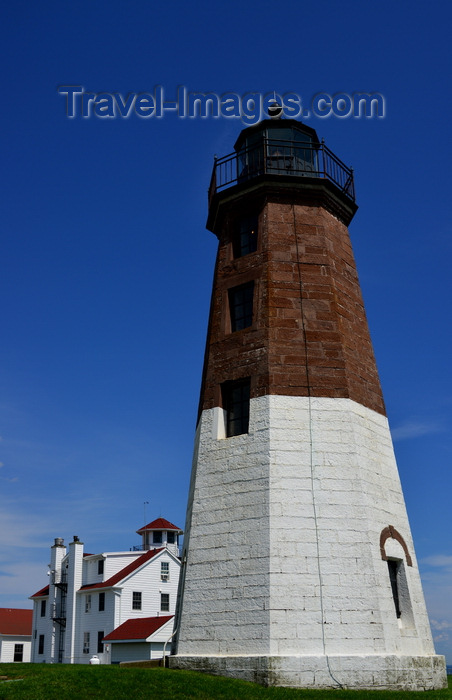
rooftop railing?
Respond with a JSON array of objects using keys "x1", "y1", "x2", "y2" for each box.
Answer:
[
  {"x1": 130, "y1": 543, "x2": 180, "y2": 556},
  {"x1": 208, "y1": 138, "x2": 355, "y2": 205}
]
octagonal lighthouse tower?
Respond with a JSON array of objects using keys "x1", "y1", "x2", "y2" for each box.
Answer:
[{"x1": 170, "y1": 118, "x2": 447, "y2": 689}]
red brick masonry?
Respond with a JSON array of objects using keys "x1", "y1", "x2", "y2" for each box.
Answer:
[{"x1": 200, "y1": 196, "x2": 385, "y2": 417}]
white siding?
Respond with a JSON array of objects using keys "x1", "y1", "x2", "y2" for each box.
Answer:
[
  {"x1": 147, "y1": 619, "x2": 175, "y2": 644},
  {"x1": 73, "y1": 593, "x2": 116, "y2": 664},
  {"x1": 31, "y1": 597, "x2": 51, "y2": 663},
  {"x1": 111, "y1": 642, "x2": 150, "y2": 664},
  {"x1": 118, "y1": 551, "x2": 179, "y2": 622},
  {"x1": 108, "y1": 618, "x2": 174, "y2": 664},
  {"x1": 102, "y1": 553, "x2": 144, "y2": 582},
  {"x1": 0, "y1": 637, "x2": 31, "y2": 663},
  {"x1": 150, "y1": 642, "x2": 165, "y2": 658},
  {"x1": 81, "y1": 552, "x2": 146, "y2": 588},
  {"x1": 82, "y1": 558, "x2": 105, "y2": 587}
]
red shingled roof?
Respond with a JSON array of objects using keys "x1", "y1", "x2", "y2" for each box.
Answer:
[
  {"x1": 103, "y1": 615, "x2": 173, "y2": 642},
  {"x1": 136, "y1": 517, "x2": 182, "y2": 534},
  {"x1": 0, "y1": 608, "x2": 33, "y2": 636},
  {"x1": 80, "y1": 547, "x2": 163, "y2": 591},
  {"x1": 30, "y1": 585, "x2": 49, "y2": 598}
]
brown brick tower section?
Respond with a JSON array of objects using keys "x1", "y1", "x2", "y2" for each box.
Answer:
[{"x1": 199, "y1": 185, "x2": 385, "y2": 418}]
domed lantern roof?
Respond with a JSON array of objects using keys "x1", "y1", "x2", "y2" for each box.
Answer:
[{"x1": 233, "y1": 117, "x2": 320, "y2": 153}]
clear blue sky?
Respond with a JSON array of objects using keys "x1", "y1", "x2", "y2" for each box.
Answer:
[{"x1": 1, "y1": 0, "x2": 451, "y2": 663}]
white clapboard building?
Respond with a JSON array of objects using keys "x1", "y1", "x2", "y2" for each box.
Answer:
[
  {"x1": 0, "y1": 608, "x2": 32, "y2": 663},
  {"x1": 30, "y1": 518, "x2": 182, "y2": 664}
]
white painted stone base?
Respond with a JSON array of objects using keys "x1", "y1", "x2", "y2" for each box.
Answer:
[
  {"x1": 169, "y1": 654, "x2": 448, "y2": 690},
  {"x1": 173, "y1": 396, "x2": 447, "y2": 689}
]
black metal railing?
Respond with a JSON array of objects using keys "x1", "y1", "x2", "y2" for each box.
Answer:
[
  {"x1": 51, "y1": 602, "x2": 66, "y2": 625},
  {"x1": 208, "y1": 139, "x2": 355, "y2": 204},
  {"x1": 130, "y1": 543, "x2": 180, "y2": 555},
  {"x1": 52, "y1": 570, "x2": 67, "y2": 589}
]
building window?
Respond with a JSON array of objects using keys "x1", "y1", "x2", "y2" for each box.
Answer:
[
  {"x1": 153, "y1": 531, "x2": 162, "y2": 544},
  {"x1": 85, "y1": 594, "x2": 91, "y2": 613},
  {"x1": 161, "y1": 561, "x2": 170, "y2": 581},
  {"x1": 83, "y1": 632, "x2": 90, "y2": 654},
  {"x1": 97, "y1": 631, "x2": 104, "y2": 654},
  {"x1": 14, "y1": 644, "x2": 24, "y2": 662},
  {"x1": 161, "y1": 593, "x2": 170, "y2": 612},
  {"x1": 228, "y1": 281, "x2": 254, "y2": 332},
  {"x1": 98, "y1": 559, "x2": 104, "y2": 576},
  {"x1": 387, "y1": 557, "x2": 414, "y2": 627},
  {"x1": 388, "y1": 560, "x2": 401, "y2": 618},
  {"x1": 40, "y1": 599, "x2": 46, "y2": 617},
  {"x1": 222, "y1": 378, "x2": 251, "y2": 437},
  {"x1": 132, "y1": 591, "x2": 142, "y2": 610},
  {"x1": 98, "y1": 592, "x2": 105, "y2": 612},
  {"x1": 38, "y1": 635, "x2": 45, "y2": 655},
  {"x1": 233, "y1": 216, "x2": 258, "y2": 258},
  {"x1": 167, "y1": 531, "x2": 175, "y2": 544}
]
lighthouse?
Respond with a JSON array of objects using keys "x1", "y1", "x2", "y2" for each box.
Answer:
[{"x1": 170, "y1": 117, "x2": 447, "y2": 689}]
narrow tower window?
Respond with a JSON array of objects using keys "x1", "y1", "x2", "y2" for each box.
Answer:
[
  {"x1": 233, "y1": 216, "x2": 258, "y2": 257},
  {"x1": 161, "y1": 593, "x2": 170, "y2": 612},
  {"x1": 387, "y1": 560, "x2": 401, "y2": 618},
  {"x1": 222, "y1": 378, "x2": 251, "y2": 437},
  {"x1": 228, "y1": 281, "x2": 254, "y2": 332},
  {"x1": 386, "y1": 557, "x2": 414, "y2": 626}
]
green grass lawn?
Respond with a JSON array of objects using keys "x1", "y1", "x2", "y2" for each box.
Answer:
[{"x1": 0, "y1": 665, "x2": 450, "y2": 700}]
